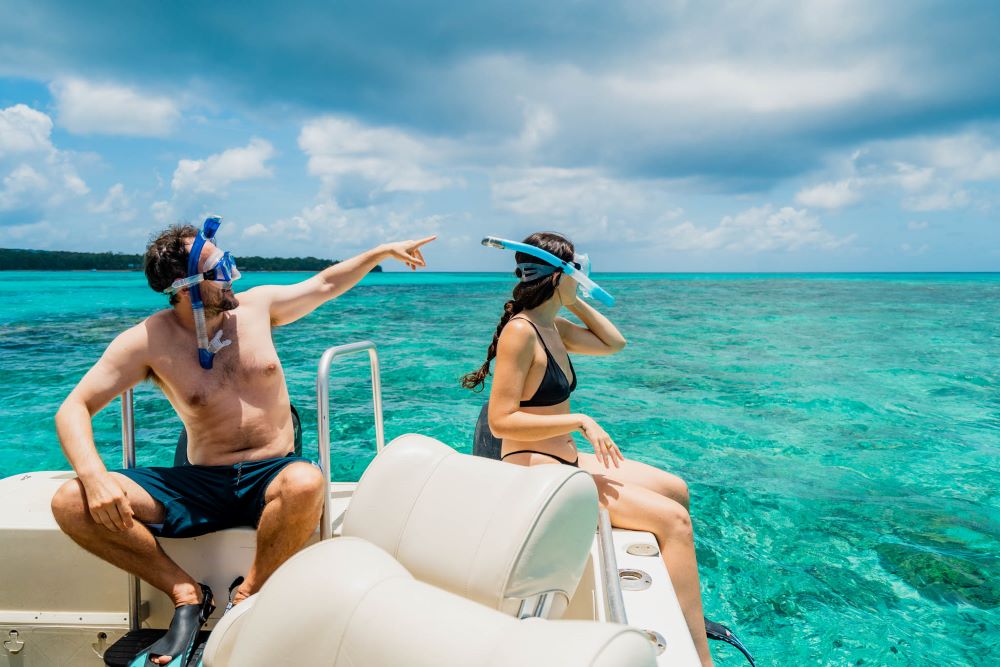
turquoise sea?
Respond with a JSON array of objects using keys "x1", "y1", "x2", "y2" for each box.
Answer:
[{"x1": 1, "y1": 271, "x2": 998, "y2": 665}]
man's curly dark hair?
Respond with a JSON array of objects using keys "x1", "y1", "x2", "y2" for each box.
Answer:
[{"x1": 144, "y1": 224, "x2": 199, "y2": 305}]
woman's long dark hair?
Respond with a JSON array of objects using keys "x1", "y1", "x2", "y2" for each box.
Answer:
[{"x1": 461, "y1": 232, "x2": 575, "y2": 391}]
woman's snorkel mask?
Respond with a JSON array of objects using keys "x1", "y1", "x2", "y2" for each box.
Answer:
[
  {"x1": 482, "y1": 236, "x2": 614, "y2": 306},
  {"x1": 162, "y1": 215, "x2": 242, "y2": 369}
]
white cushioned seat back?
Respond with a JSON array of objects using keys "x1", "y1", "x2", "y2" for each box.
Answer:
[
  {"x1": 341, "y1": 434, "x2": 599, "y2": 617},
  {"x1": 199, "y1": 594, "x2": 255, "y2": 666},
  {"x1": 203, "y1": 537, "x2": 655, "y2": 667}
]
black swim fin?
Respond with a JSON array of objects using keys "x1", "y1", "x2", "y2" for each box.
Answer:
[
  {"x1": 128, "y1": 584, "x2": 214, "y2": 667},
  {"x1": 704, "y1": 617, "x2": 756, "y2": 666}
]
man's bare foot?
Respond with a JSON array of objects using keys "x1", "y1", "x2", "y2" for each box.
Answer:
[
  {"x1": 169, "y1": 581, "x2": 203, "y2": 608},
  {"x1": 222, "y1": 575, "x2": 250, "y2": 614},
  {"x1": 232, "y1": 580, "x2": 252, "y2": 606}
]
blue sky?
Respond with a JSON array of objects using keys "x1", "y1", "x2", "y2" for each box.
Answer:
[{"x1": 0, "y1": 1, "x2": 997, "y2": 271}]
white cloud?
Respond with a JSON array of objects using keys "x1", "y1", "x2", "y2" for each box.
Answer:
[
  {"x1": 907, "y1": 220, "x2": 929, "y2": 230},
  {"x1": 0, "y1": 165, "x2": 47, "y2": 210},
  {"x1": 902, "y1": 188, "x2": 970, "y2": 212},
  {"x1": 0, "y1": 220, "x2": 68, "y2": 247},
  {"x1": 299, "y1": 116, "x2": 452, "y2": 195},
  {"x1": 150, "y1": 200, "x2": 174, "y2": 223},
  {"x1": 269, "y1": 199, "x2": 391, "y2": 248},
  {"x1": 441, "y1": 48, "x2": 906, "y2": 178},
  {"x1": 514, "y1": 99, "x2": 557, "y2": 152},
  {"x1": 911, "y1": 133, "x2": 1000, "y2": 181},
  {"x1": 243, "y1": 223, "x2": 268, "y2": 237},
  {"x1": 249, "y1": 195, "x2": 447, "y2": 258},
  {"x1": 662, "y1": 205, "x2": 855, "y2": 253},
  {"x1": 793, "y1": 127, "x2": 1000, "y2": 214},
  {"x1": 493, "y1": 168, "x2": 637, "y2": 217},
  {"x1": 491, "y1": 167, "x2": 679, "y2": 243},
  {"x1": 0, "y1": 104, "x2": 88, "y2": 217},
  {"x1": 89, "y1": 183, "x2": 135, "y2": 221},
  {"x1": 605, "y1": 60, "x2": 893, "y2": 115},
  {"x1": 171, "y1": 138, "x2": 275, "y2": 194},
  {"x1": 0, "y1": 104, "x2": 54, "y2": 155},
  {"x1": 891, "y1": 162, "x2": 934, "y2": 192},
  {"x1": 795, "y1": 179, "x2": 862, "y2": 209},
  {"x1": 51, "y1": 78, "x2": 180, "y2": 137}
]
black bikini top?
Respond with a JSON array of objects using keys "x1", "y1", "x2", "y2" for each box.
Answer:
[{"x1": 513, "y1": 317, "x2": 576, "y2": 407}]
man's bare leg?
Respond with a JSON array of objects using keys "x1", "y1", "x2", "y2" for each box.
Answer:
[
  {"x1": 232, "y1": 462, "x2": 325, "y2": 604},
  {"x1": 51, "y1": 474, "x2": 202, "y2": 665}
]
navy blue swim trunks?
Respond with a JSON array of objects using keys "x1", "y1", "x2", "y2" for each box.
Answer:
[{"x1": 114, "y1": 453, "x2": 317, "y2": 538}]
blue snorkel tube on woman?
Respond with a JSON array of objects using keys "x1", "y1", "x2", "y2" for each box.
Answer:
[{"x1": 481, "y1": 236, "x2": 615, "y2": 306}]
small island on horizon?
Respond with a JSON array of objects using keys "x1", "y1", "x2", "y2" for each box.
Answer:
[{"x1": 0, "y1": 247, "x2": 382, "y2": 273}]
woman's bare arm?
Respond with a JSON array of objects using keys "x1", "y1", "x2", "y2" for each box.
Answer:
[
  {"x1": 488, "y1": 315, "x2": 625, "y2": 467},
  {"x1": 487, "y1": 319, "x2": 589, "y2": 440},
  {"x1": 557, "y1": 299, "x2": 626, "y2": 355}
]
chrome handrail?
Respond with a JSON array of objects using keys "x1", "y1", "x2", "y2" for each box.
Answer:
[
  {"x1": 120, "y1": 389, "x2": 141, "y2": 632},
  {"x1": 597, "y1": 508, "x2": 628, "y2": 624},
  {"x1": 121, "y1": 388, "x2": 135, "y2": 468},
  {"x1": 316, "y1": 341, "x2": 385, "y2": 539}
]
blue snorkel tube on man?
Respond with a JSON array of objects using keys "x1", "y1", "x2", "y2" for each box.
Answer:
[{"x1": 162, "y1": 215, "x2": 241, "y2": 370}]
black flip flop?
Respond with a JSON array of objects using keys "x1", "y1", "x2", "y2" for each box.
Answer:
[
  {"x1": 705, "y1": 617, "x2": 756, "y2": 666},
  {"x1": 129, "y1": 583, "x2": 215, "y2": 667}
]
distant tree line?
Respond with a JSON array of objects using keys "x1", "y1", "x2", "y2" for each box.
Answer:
[{"x1": 0, "y1": 248, "x2": 382, "y2": 272}]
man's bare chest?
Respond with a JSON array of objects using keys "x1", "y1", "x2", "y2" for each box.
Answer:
[{"x1": 151, "y1": 314, "x2": 286, "y2": 409}]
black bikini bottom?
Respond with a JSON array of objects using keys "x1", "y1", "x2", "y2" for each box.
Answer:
[{"x1": 500, "y1": 449, "x2": 580, "y2": 467}]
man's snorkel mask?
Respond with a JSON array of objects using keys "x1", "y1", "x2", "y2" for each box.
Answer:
[
  {"x1": 162, "y1": 215, "x2": 242, "y2": 369},
  {"x1": 482, "y1": 236, "x2": 614, "y2": 306}
]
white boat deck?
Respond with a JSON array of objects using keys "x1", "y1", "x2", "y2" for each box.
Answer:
[{"x1": 0, "y1": 472, "x2": 698, "y2": 666}]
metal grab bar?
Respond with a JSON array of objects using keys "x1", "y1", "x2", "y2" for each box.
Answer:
[
  {"x1": 121, "y1": 388, "x2": 136, "y2": 469},
  {"x1": 119, "y1": 389, "x2": 141, "y2": 632},
  {"x1": 597, "y1": 508, "x2": 628, "y2": 625},
  {"x1": 316, "y1": 341, "x2": 385, "y2": 539}
]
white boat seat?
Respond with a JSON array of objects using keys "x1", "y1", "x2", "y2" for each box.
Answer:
[
  {"x1": 341, "y1": 434, "x2": 599, "y2": 619},
  {"x1": 203, "y1": 537, "x2": 654, "y2": 667}
]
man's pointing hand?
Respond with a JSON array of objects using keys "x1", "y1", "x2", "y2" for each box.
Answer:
[{"x1": 379, "y1": 236, "x2": 436, "y2": 271}]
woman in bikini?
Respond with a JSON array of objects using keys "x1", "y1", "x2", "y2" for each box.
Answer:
[{"x1": 461, "y1": 231, "x2": 716, "y2": 666}]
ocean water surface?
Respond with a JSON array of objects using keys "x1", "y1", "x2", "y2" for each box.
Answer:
[{"x1": 1, "y1": 271, "x2": 998, "y2": 665}]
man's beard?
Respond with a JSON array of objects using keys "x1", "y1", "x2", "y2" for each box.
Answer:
[{"x1": 204, "y1": 287, "x2": 240, "y2": 314}]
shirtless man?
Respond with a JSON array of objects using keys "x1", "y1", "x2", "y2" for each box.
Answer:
[{"x1": 50, "y1": 216, "x2": 434, "y2": 666}]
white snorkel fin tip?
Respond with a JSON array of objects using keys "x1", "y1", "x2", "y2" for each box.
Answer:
[{"x1": 207, "y1": 329, "x2": 232, "y2": 354}]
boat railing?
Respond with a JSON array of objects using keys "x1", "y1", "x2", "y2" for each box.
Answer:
[
  {"x1": 598, "y1": 508, "x2": 628, "y2": 625},
  {"x1": 316, "y1": 341, "x2": 385, "y2": 539},
  {"x1": 120, "y1": 388, "x2": 140, "y2": 631}
]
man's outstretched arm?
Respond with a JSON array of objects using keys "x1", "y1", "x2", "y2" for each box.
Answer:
[
  {"x1": 54, "y1": 325, "x2": 151, "y2": 532},
  {"x1": 256, "y1": 236, "x2": 435, "y2": 326}
]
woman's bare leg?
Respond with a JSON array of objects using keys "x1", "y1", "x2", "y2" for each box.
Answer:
[
  {"x1": 504, "y1": 453, "x2": 712, "y2": 664},
  {"x1": 578, "y1": 453, "x2": 690, "y2": 508},
  {"x1": 592, "y1": 473, "x2": 714, "y2": 667}
]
